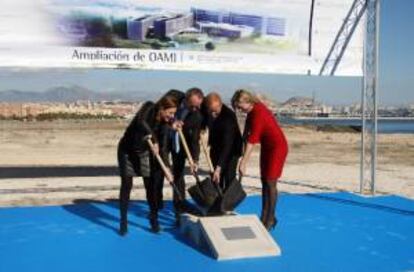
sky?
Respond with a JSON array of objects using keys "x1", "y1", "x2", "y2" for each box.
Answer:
[{"x1": 0, "y1": 0, "x2": 412, "y2": 106}]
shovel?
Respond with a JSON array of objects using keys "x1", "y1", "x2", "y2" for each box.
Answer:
[
  {"x1": 200, "y1": 133, "x2": 246, "y2": 213},
  {"x1": 199, "y1": 132, "x2": 223, "y2": 196},
  {"x1": 145, "y1": 135, "x2": 183, "y2": 201},
  {"x1": 177, "y1": 129, "x2": 219, "y2": 210}
]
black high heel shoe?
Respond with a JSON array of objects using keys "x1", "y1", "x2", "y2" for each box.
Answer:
[
  {"x1": 175, "y1": 213, "x2": 181, "y2": 227},
  {"x1": 260, "y1": 216, "x2": 267, "y2": 227},
  {"x1": 150, "y1": 217, "x2": 160, "y2": 233},
  {"x1": 119, "y1": 220, "x2": 128, "y2": 236},
  {"x1": 265, "y1": 217, "x2": 278, "y2": 231}
]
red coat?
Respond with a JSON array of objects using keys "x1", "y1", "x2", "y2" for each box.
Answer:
[{"x1": 246, "y1": 102, "x2": 288, "y2": 180}]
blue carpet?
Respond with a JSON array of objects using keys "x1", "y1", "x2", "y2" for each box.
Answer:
[{"x1": 0, "y1": 193, "x2": 413, "y2": 272}]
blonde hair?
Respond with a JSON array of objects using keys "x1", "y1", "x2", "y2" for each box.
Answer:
[{"x1": 231, "y1": 89, "x2": 259, "y2": 109}]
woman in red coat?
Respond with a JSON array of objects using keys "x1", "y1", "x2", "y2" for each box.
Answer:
[{"x1": 232, "y1": 90, "x2": 288, "y2": 230}]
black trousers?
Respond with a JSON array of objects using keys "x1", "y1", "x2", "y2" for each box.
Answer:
[
  {"x1": 119, "y1": 168, "x2": 164, "y2": 224},
  {"x1": 216, "y1": 156, "x2": 239, "y2": 192},
  {"x1": 171, "y1": 150, "x2": 187, "y2": 213}
]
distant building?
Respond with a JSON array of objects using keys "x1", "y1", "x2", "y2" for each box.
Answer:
[
  {"x1": 58, "y1": 19, "x2": 88, "y2": 42},
  {"x1": 127, "y1": 15, "x2": 159, "y2": 41},
  {"x1": 192, "y1": 8, "x2": 223, "y2": 23},
  {"x1": 0, "y1": 101, "x2": 142, "y2": 119},
  {"x1": 126, "y1": 8, "x2": 285, "y2": 42},
  {"x1": 265, "y1": 17, "x2": 286, "y2": 36},
  {"x1": 191, "y1": 8, "x2": 286, "y2": 37},
  {"x1": 196, "y1": 22, "x2": 254, "y2": 38},
  {"x1": 275, "y1": 96, "x2": 333, "y2": 117},
  {"x1": 127, "y1": 13, "x2": 193, "y2": 41},
  {"x1": 227, "y1": 12, "x2": 263, "y2": 33},
  {"x1": 0, "y1": 103, "x2": 48, "y2": 118},
  {"x1": 153, "y1": 13, "x2": 194, "y2": 39}
]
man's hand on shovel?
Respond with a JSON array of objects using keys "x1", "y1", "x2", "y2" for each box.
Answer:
[
  {"x1": 212, "y1": 166, "x2": 221, "y2": 184},
  {"x1": 190, "y1": 162, "x2": 198, "y2": 175}
]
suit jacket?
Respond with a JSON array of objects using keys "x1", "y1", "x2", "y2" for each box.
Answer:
[
  {"x1": 207, "y1": 104, "x2": 243, "y2": 169},
  {"x1": 164, "y1": 90, "x2": 205, "y2": 161}
]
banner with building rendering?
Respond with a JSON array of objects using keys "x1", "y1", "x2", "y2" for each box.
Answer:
[{"x1": 0, "y1": 0, "x2": 364, "y2": 76}]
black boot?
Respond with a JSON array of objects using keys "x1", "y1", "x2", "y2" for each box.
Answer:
[
  {"x1": 119, "y1": 218, "x2": 128, "y2": 236},
  {"x1": 149, "y1": 214, "x2": 160, "y2": 233},
  {"x1": 119, "y1": 176, "x2": 132, "y2": 236},
  {"x1": 158, "y1": 200, "x2": 164, "y2": 210},
  {"x1": 174, "y1": 200, "x2": 185, "y2": 227},
  {"x1": 175, "y1": 212, "x2": 181, "y2": 227}
]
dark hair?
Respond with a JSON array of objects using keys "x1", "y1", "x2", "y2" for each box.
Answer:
[
  {"x1": 185, "y1": 87, "x2": 204, "y2": 101},
  {"x1": 164, "y1": 89, "x2": 183, "y2": 99},
  {"x1": 156, "y1": 94, "x2": 178, "y2": 110}
]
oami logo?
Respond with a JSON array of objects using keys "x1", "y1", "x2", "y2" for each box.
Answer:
[{"x1": 148, "y1": 52, "x2": 177, "y2": 63}]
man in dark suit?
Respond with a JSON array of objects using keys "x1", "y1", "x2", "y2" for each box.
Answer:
[
  {"x1": 205, "y1": 92, "x2": 243, "y2": 191},
  {"x1": 164, "y1": 88, "x2": 205, "y2": 224}
]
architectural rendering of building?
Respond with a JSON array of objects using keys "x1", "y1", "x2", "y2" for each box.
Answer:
[
  {"x1": 196, "y1": 22, "x2": 254, "y2": 39},
  {"x1": 265, "y1": 17, "x2": 286, "y2": 36},
  {"x1": 126, "y1": 8, "x2": 286, "y2": 42},
  {"x1": 153, "y1": 13, "x2": 194, "y2": 39},
  {"x1": 127, "y1": 15, "x2": 159, "y2": 41},
  {"x1": 192, "y1": 8, "x2": 286, "y2": 37},
  {"x1": 127, "y1": 13, "x2": 193, "y2": 41}
]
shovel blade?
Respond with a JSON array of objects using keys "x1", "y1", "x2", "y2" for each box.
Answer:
[
  {"x1": 188, "y1": 177, "x2": 219, "y2": 209},
  {"x1": 220, "y1": 177, "x2": 246, "y2": 212}
]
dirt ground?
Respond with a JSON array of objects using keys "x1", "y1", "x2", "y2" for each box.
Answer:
[{"x1": 0, "y1": 120, "x2": 413, "y2": 207}]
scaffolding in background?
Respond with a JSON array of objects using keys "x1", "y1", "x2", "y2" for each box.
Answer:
[{"x1": 318, "y1": 0, "x2": 380, "y2": 195}]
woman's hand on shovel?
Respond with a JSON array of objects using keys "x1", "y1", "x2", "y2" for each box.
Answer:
[
  {"x1": 238, "y1": 159, "x2": 247, "y2": 176},
  {"x1": 152, "y1": 143, "x2": 160, "y2": 156},
  {"x1": 171, "y1": 120, "x2": 184, "y2": 131}
]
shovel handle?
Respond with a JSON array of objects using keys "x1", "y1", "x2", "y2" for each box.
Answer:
[
  {"x1": 200, "y1": 133, "x2": 215, "y2": 173},
  {"x1": 177, "y1": 129, "x2": 195, "y2": 166},
  {"x1": 146, "y1": 137, "x2": 184, "y2": 200},
  {"x1": 200, "y1": 132, "x2": 223, "y2": 196},
  {"x1": 146, "y1": 138, "x2": 173, "y2": 183},
  {"x1": 178, "y1": 129, "x2": 204, "y2": 185}
]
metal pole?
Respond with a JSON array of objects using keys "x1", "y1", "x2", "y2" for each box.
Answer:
[
  {"x1": 360, "y1": 0, "x2": 379, "y2": 195},
  {"x1": 308, "y1": 0, "x2": 315, "y2": 56},
  {"x1": 372, "y1": 0, "x2": 380, "y2": 194},
  {"x1": 360, "y1": 75, "x2": 366, "y2": 194},
  {"x1": 319, "y1": 0, "x2": 367, "y2": 76}
]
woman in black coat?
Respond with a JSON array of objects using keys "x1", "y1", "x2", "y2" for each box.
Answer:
[{"x1": 118, "y1": 95, "x2": 178, "y2": 235}]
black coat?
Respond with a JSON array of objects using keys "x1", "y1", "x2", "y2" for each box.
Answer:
[
  {"x1": 118, "y1": 101, "x2": 170, "y2": 166},
  {"x1": 207, "y1": 104, "x2": 243, "y2": 169}
]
